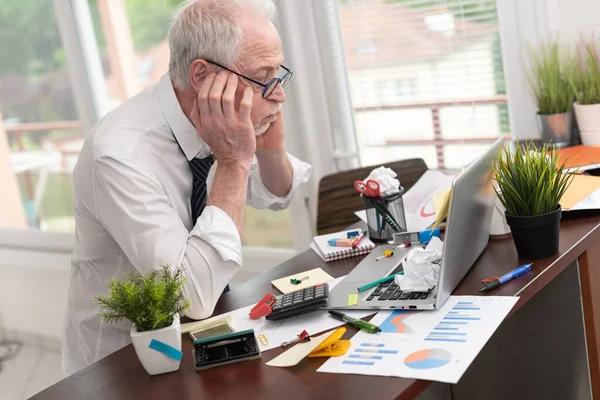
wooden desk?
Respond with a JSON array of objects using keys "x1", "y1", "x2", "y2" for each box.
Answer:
[{"x1": 34, "y1": 215, "x2": 600, "y2": 400}]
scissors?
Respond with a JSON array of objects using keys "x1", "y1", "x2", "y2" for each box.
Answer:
[{"x1": 354, "y1": 179, "x2": 381, "y2": 197}]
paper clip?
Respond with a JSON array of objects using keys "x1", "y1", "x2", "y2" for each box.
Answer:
[{"x1": 249, "y1": 293, "x2": 276, "y2": 319}]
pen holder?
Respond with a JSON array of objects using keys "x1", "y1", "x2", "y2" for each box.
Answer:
[{"x1": 361, "y1": 187, "x2": 407, "y2": 241}]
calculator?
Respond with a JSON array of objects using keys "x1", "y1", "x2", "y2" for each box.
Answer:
[{"x1": 266, "y1": 283, "x2": 329, "y2": 320}]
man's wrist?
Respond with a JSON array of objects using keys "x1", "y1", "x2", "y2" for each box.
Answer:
[
  {"x1": 256, "y1": 147, "x2": 287, "y2": 164},
  {"x1": 217, "y1": 158, "x2": 252, "y2": 175}
]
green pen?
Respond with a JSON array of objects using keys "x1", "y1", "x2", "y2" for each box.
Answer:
[
  {"x1": 329, "y1": 311, "x2": 381, "y2": 334},
  {"x1": 357, "y1": 271, "x2": 404, "y2": 292}
]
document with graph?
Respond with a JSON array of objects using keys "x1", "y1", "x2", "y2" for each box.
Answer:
[{"x1": 317, "y1": 295, "x2": 518, "y2": 383}]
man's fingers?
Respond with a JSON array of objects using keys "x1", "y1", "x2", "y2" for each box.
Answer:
[
  {"x1": 222, "y1": 73, "x2": 238, "y2": 120},
  {"x1": 198, "y1": 73, "x2": 215, "y2": 116},
  {"x1": 208, "y1": 70, "x2": 228, "y2": 117},
  {"x1": 239, "y1": 86, "x2": 253, "y2": 121}
]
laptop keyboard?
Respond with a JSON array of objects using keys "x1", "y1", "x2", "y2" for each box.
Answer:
[{"x1": 366, "y1": 281, "x2": 434, "y2": 302}]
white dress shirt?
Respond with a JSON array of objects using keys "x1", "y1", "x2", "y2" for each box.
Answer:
[{"x1": 61, "y1": 73, "x2": 312, "y2": 376}]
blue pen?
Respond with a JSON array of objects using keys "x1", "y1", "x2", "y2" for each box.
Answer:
[{"x1": 479, "y1": 263, "x2": 533, "y2": 293}]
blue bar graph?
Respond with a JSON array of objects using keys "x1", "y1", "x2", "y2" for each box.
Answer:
[
  {"x1": 428, "y1": 332, "x2": 467, "y2": 336},
  {"x1": 434, "y1": 327, "x2": 458, "y2": 331},
  {"x1": 443, "y1": 317, "x2": 481, "y2": 321},
  {"x1": 349, "y1": 354, "x2": 383, "y2": 360},
  {"x1": 355, "y1": 348, "x2": 398, "y2": 354},
  {"x1": 457, "y1": 302, "x2": 473, "y2": 305},
  {"x1": 343, "y1": 360, "x2": 375, "y2": 366},
  {"x1": 453, "y1": 307, "x2": 481, "y2": 310},
  {"x1": 425, "y1": 338, "x2": 467, "y2": 343},
  {"x1": 360, "y1": 343, "x2": 384, "y2": 348},
  {"x1": 438, "y1": 321, "x2": 468, "y2": 325},
  {"x1": 448, "y1": 311, "x2": 459, "y2": 314}
]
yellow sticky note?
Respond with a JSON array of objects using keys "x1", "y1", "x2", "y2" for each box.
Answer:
[{"x1": 348, "y1": 294, "x2": 358, "y2": 306}]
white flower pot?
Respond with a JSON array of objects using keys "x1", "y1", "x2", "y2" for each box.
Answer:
[
  {"x1": 130, "y1": 313, "x2": 182, "y2": 375},
  {"x1": 573, "y1": 102, "x2": 600, "y2": 145}
]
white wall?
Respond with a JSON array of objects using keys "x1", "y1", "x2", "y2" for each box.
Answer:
[{"x1": 557, "y1": 0, "x2": 600, "y2": 40}]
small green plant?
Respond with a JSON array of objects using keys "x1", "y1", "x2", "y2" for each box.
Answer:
[
  {"x1": 95, "y1": 264, "x2": 189, "y2": 332},
  {"x1": 493, "y1": 141, "x2": 574, "y2": 217},
  {"x1": 526, "y1": 39, "x2": 574, "y2": 114},
  {"x1": 568, "y1": 36, "x2": 600, "y2": 105}
]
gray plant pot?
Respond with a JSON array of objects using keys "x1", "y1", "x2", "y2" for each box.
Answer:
[{"x1": 536, "y1": 111, "x2": 574, "y2": 148}]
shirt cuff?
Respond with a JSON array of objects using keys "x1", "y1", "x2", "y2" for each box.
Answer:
[
  {"x1": 191, "y1": 205, "x2": 242, "y2": 265},
  {"x1": 250, "y1": 153, "x2": 312, "y2": 210}
]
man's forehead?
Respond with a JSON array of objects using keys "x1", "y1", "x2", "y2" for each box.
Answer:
[{"x1": 238, "y1": 18, "x2": 282, "y2": 70}]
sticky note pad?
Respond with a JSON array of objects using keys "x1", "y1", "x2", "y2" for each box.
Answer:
[
  {"x1": 149, "y1": 339, "x2": 183, "y2": 361},
  {"x1": 348, "y1": 294, "x2": 358, "y2": 306}
]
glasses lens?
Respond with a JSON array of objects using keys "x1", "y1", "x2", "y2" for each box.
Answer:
[
  {"x1": 264, "y1": 80, "x2": 277, "y2": 98},
  {"x1": 281, "y1": 71, "x2": 292, "y2": 88}
]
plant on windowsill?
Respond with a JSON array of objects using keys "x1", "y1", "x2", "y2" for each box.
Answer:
[
  {"x1": 568, "y1": 36, "x2": 600, "y2": 145},
  {"x1": 95, "y1": 264, "x2": 189, "y2": 376},
  {"x1": 493, "y1": 141, "x2": 575, "y2": 259},
  {"x1": 526, "y1": 39, "x2": 575, "y2": 148}
]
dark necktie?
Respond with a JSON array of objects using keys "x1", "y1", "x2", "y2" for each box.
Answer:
[
  {"x1": 189, "y1": 154, "x2": 215, "y2": 222},
  {"x1": 172, "y1": 137, "x2": 230, "y2": 294}
]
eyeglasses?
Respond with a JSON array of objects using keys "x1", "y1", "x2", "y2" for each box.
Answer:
[{"x1": 206, "y1": 60, "x2": 293, "y2": 99}]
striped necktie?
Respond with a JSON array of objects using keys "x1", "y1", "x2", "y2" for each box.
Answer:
[
  {"x1": 172, "y1": 136, "x2": 230, "y2": 294},
  {"x1": 189, "y1": 154, "x2": 215, "y2": 223}
]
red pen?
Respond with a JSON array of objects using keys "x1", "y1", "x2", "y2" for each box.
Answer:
[{"x1": 352, "y1": 230, "x2": 366, "y2": 248}]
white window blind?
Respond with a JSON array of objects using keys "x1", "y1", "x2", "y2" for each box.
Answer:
[{"x1": 334, "y1": 0, "x2": 509, "y2": 170}]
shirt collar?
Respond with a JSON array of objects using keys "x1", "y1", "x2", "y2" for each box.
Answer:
[{"x1": 158, "y1": 73, "x2": 210, "y2": 160}]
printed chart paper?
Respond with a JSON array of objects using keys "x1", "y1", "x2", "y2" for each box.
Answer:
[
  {"x1": 199, "y1": 276, "x2": 372, "y2": 352},
  {"x1": 317, "y1": 295, "x2": 518, "y2": 383}
]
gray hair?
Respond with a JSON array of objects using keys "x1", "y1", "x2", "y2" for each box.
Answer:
[{"x1": 168, "y1": 0, "x2": 278, "y2": 90}]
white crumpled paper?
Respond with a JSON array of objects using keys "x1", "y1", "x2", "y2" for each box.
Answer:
[
  {"x1": 396, "y1": 236, "x2": 443, "y2": 292},
  {"x1": 364, "y1": 166, "x2": 400, "y2": 196}
]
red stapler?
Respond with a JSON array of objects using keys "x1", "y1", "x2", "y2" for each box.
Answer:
[{"x1": 249, "y1": 293, "x2": 276, "y2": 319}]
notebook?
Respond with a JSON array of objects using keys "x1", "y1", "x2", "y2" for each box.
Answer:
[
  {"x1": 555, "y1": 145, "x2": 600, "y2": 173},
  {"x1": 310, "y1": 229, "x2": 376, "y2": 262}
]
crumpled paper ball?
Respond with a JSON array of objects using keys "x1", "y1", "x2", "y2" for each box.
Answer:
[
  {"x1": 396, "y1": 236, "x2": 443, "y2": 292},
  {"x1": 364, "y1": 166, "x2": 400, "y2": 196}
]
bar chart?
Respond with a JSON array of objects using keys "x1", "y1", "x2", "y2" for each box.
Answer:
[{"x1": 425, "y1": 301, "x2": 481, "y2": 343}]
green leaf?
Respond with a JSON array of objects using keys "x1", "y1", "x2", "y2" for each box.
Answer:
[
  {"x1": 94, "y1": 263, "x2": 190, "y2": 332},
  {"x1": 493, "y1": 140, "x2": 574, "y2": 216}
]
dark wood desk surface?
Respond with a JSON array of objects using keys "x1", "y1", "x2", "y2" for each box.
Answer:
[{"x1": 34, "y1": 215, "x2": 600, "y2": 400}]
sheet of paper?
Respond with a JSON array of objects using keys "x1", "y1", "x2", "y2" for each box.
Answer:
[
  {"x1": 271, "y1": 268, "x2": 335, "y2": 294},
  {"x1": 561, "y1": 174, "x2": 600, "y2": 210},
  {"x1": 317, "y1": 295, "x2": 518, "y2": 384},
  {"x1": 401, "y1": 171, "x2": 454, "y2": 231},
  {"x1": 266, "y1": 331, "x2": 332, "y2": 367},
  {"x1": 570, "y1": 188, "x2": 600, "y2": 210},
  {"x1": 199, "y1": 276, "x2": 372, "y2": 352}
]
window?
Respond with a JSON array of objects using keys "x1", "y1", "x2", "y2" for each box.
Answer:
[
  {"x1": 1, "y1": 1, "x2": 295, "y2": 249},
  {"x1": 336, "y1": 0, "x2": 509, "y2": 170},
  {"x1": 0, "y1": 0, "x2": 80, "y2": 231},
  {"x1": 88, "y1": 0, "x2": 294, "y2": 249}
]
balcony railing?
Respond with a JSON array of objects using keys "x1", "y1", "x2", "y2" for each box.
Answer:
[{"x1": 353, "y1": 95, "x2": 509, "y2": 169}]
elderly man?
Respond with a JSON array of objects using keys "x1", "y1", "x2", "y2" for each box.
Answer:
[{"x1": 62, "y1": 0, "x2": 311, "y2": 375}]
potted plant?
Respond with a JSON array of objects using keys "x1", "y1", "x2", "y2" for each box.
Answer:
[
  {"x1": 568, "y1": 36, "x2": 600, "y2": 145},
  {"x1": 95, "y1": 264, "x2": 189, "y2": 375},
  {"x1": 526, "y1": 39, "x2": 575, "y2": 148},
  {"x1": 493, "y1": 141, "x2": 574, "y2": 259}
]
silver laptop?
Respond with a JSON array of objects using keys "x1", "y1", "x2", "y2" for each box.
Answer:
[{"x1": 325, "y1": 137, "x2": 504, "y2": 311}]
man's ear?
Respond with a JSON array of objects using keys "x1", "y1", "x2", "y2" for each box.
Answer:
[{"x1": 188, "y1": 59, "x2": 210, "y2": 93}]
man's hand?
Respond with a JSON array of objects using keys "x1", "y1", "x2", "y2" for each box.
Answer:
[
  {"x1": 190, "y1": 71, "x2": 256, "y2": 167},
  {"x1": 256, "y1": 110, "x2": 285, "y2": 154}
]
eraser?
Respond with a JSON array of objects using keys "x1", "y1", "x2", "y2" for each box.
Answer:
[{"x1": 328, "y1": 238, "x2": 354, "y2": 247}]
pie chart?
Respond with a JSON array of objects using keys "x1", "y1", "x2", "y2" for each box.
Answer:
[{"x1": 404, "y1": 348, "x2": 452, "y2": 369}]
